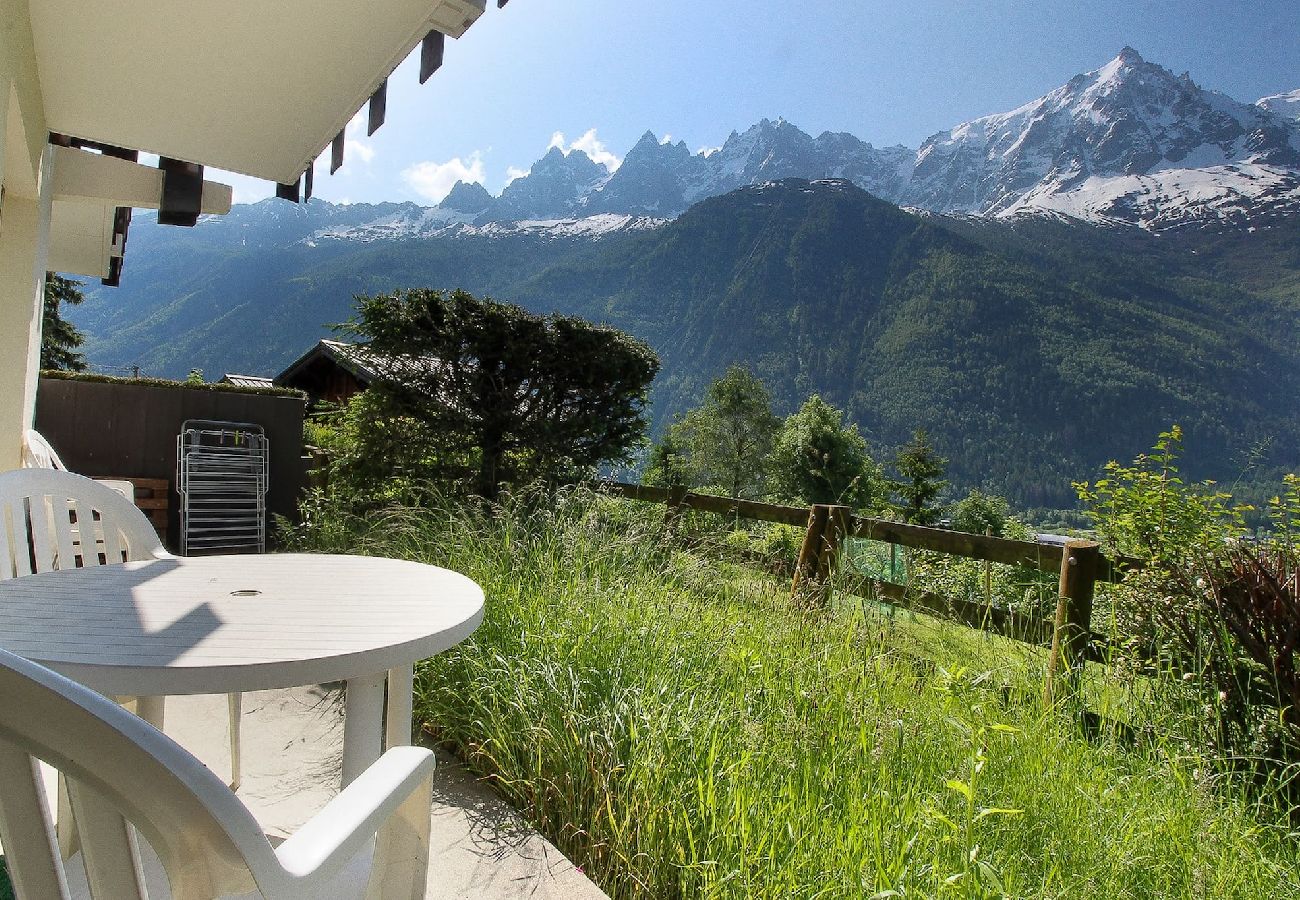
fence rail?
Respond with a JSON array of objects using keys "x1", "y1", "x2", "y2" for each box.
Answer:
[
  {"x1": 597, "y1": 480, "x2": 1134, "y2": 579},
  {"x1": 595, "y1": 480, "x2": 1137, "y2": 707}
]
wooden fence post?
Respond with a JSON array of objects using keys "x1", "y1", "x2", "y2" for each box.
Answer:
[
  {"x1": 1044, "y1": 539, "x2": 1100, "y2": 709},
  {"x1": 791, "y1": 504, "x2": 850, "y2": 605},
  {"x1": 664, "y1": 484, "x2": 688, "y2": 527},
  {"x1": 792, "y1": 505, "x2": 829, "y2": 602}
]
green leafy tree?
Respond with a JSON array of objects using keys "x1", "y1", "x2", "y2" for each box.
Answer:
[
  {"x1": 768, "y1": 395, "x2": 881, "y2": 509},
  {"x1": 41, "y1": 274, "x2": 87, "y2": 372},
  {"x1": 669, "y1": 365, "x2": 779, "y2": 498},
  {"x1": 949, "y1": 489, "x2": 1010, "y2": 537},
  {"x1": 343, "y1": 288, "x2": 659, "y2": 500},
  {"x1": 892, "y1": 429, "x2": 948, "y2": 525}
]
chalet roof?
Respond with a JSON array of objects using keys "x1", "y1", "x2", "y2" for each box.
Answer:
[
  {"x1": 220, "y1": 374, "x2": 276, "y2": 390},
  {"x1": 275, "y1": 340, "x2": 382, "y2": 387}
]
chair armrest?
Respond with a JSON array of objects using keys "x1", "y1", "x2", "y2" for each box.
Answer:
[{"x1": 274, "y1": 746, "x2": 436, "y2": 882}]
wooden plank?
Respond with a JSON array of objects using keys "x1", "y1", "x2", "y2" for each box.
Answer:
[
  {"x1": 678, "y1": 491, "x2": 810, "y2": 526},
  {"x1": 850, "y1": 516, "x2": 1065, "y2": 572},
  {"x1": 844, "y1": 577, "x2": 1055, "y2": 646},
  {"x1": 101, "y1": 477, "x2": 169, "y2": 494},
  {"x1": 596, "y1": 480, "x2": 1134, "y2": 579},
  {"x1": 598, "y1": 481, "x2": 671, "y2": 503},
  {"x1": 597, "y1": 481, "x2": 811, "y2": 526}
]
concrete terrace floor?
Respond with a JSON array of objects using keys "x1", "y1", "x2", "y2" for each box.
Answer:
[
  {"x1": 27, "y1": 686, "x2": 607, "y2": 900},
  {"x1": 173, "y1": 686, "x2": 607, "y2": 899}
]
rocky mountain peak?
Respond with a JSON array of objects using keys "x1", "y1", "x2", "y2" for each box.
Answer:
[
  {"x1": 1259, "y1": 89, "x2": 1300, "y2": 122},
  {"x1": 400, "y1": 51, "x2": 1299, "y2": 233},
  {"x1": 438, "y1": 180, "x2": 493, "y2": 213}
]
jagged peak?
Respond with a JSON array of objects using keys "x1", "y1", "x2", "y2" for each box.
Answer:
[
  {"x1": 1116, "y1": 45, "x2": 1145, "y2": 65},
  {"x1": 438, "y1": 180, "x2": 493, "y2": 212}
]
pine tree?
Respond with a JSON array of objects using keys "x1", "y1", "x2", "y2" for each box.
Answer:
[
  {"x1": 892, "y1": 428, "x2": 948, "y2": 525},
  {"x1": 41, "y1": 274, "x2": 88, "y2": 372}
]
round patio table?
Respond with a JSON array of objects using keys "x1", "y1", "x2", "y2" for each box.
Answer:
[{"x1": 0, "y1": 553, "x2": 484, "y2": 784}]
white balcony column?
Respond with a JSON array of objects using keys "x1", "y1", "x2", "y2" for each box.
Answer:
[{"x1": 0, "y1": 148, "x2": 53, "y2": 472}]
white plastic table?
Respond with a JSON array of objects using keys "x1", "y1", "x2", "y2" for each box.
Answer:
[{"x1": 0, "y1": 553, "x2": 484, "y2": 785}]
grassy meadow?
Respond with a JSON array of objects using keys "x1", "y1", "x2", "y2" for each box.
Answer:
[{"x1": 288, "y1": 489, "x2": 1300, "y2": 899}]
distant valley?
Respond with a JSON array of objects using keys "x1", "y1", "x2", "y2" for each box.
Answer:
[{"x1": 72, "y1": 49, "x2": 1300, "y2": 510}]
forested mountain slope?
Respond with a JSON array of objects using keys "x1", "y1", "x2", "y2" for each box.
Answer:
[
  {"x1": 509, "y1": 181, "x2": 1300, "y2": 506},
  {"x1": 72, "y1": 181, "x2": 1300, "y2": 509}
]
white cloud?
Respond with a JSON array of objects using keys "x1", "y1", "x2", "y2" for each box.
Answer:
[
  {"x1": 697, "y1": 145, "x2": 722, "y2": 157},
  {"x1": 661, "y1": 133, "x2": 673, "y2": 145},
  {"x1": 547, "y1": 128, "x2": 622, "y2": 171},
  {"x1": 401, "y1": 152, "x2": 487, "y2": 203},
  {"x1": 342, "y1": 110, "x2": 376, "y2": 167},
  {"x1": 504, "y1": 165, "x2": 530, "y2": 186},
  {"x1": 346, "y1": 140, "x2": 375, "y2": 165}
]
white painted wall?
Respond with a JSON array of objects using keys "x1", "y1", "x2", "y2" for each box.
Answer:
[
  {"x1": 0, "y1": 173, "x2": 53, "y2": 472},
  {"x1": 1, "y1": 0, "x2": 52, "y2": 471}
]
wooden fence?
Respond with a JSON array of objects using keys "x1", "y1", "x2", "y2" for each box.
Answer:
[{"x1": 596, "y1": 480, "x2": 1139, "y2": 707}]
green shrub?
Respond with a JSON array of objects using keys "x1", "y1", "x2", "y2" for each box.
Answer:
[{"x1": 1077, "y1": 426, "x2": 1300, "y2": 767}]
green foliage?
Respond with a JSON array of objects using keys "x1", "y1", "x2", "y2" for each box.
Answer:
[
  {"x1": 185, "y1": 368, "x2": 205, "y2": 384},
  {"x1": 660, "y1": 365, "x2": 779, "y2": 499},
  {"x1": 36, "y1": 369, "x2": 301, "y2": 397},
  {"x1": 641, "y1": 423, "x2": 691, "y2": 488},
  {"x1": 343, "y1": 288, "x2": 659, "y2": 499},
  {"x1": 41, "y1": 274, "x2": 87, "y2": 372},
  {"x1": 285, "y1": 491, "x2": 1300, "y2": 898},
  {"x1": 1075, "y1": 426, "x2": 1245, "y2": 564},
  {"x1": 949, "y1": 489, "x2": 1011, "y2": 537},
  {"x1": 1077, "y1": 426, "x2": 1300, "y2": 763},
  {"x1": 768, "y1": 394, "x2": 882, "y2": 509},
  {"x1": 74, "y1": 184, "x2": 1300, "y2": 511},
  {"x1": 893, "y1": 428, "x2": 949, "y2": 524}
]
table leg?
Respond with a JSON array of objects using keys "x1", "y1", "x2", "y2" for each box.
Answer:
[
  {"x1": 385, "y1": 664, "x2": 414, "y2": 749},
  {"x1": 342, "y1": 673, "x2": 386, "y2": 787},
  {"x1": 135, "y1": 696, "x2": 164, "y2": 730}
]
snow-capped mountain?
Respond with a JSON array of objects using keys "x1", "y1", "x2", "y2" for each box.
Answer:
[
  {"x1": 1259, "y1": 89, "x2": 1300, "y2": 123},
  {"x1": 239, "y1": 48, "x2": 1296, "y2": 237},
  {"x1": 468, "y1": 47, "x2": 1298, "y2": 232},
  {"x1": 492, "y1": 118, "x2": 912, "y2": 222},
  {"x1": 906, "y1": 47, "x2": 1300, "y2": 228},
  {"x1": 485, "y1": 146, "x2": 611, "y2": 221}
]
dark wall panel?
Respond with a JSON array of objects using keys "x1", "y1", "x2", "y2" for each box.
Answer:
[{"x1": 35, "y1": 378, "x2": 308, "y2": 550}]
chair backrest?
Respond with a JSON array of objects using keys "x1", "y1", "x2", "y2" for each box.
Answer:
[
  {"x1": 0, "y1": 469, "x2": 166, "y2": 581},
  {"x1": 21, "y1": 429, "x2": 68, "y2": 471},
  {"x1": 0, "y1": 648, "x2": 280, "y2": 899}
]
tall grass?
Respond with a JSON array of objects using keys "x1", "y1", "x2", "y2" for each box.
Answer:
[{"x1": 288, "y1": 489, "x2": 1300, "y2": 898}]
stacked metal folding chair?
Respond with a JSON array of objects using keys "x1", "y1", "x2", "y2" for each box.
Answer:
[{"x1": 177, "y1": 419, "x2": 269, "y2": 555}]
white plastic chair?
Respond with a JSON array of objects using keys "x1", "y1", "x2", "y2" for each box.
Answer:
[
  {"x1": 20, "y1": 429, "x2": 68, "y2": 471},
  {"x1": 0, "y1": 470, "x2": 245, "y2": 791},
  {"x1": 0, "y1": 647, "x2": 435, "y2": 899}
]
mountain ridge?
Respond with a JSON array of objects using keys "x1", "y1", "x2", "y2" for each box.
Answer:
[
  {"x1": 410, "y1": 48, "x2": 1299, "y2": 233},
  {"x1": 72, "y1": 179, "x2": 1300, "y2": 509}
]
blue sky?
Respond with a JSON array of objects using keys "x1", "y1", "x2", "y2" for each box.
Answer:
[{"x1": 222, "y1": 0, "x2": 1300, "y2": 206}]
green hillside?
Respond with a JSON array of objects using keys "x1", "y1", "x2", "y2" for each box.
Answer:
[
  {"x1": 511, "y1": 182, "x2": 1300, "y2": 507},
  {"x1": 72, "y1": 183, "x2": 1300, "y2": 509}
]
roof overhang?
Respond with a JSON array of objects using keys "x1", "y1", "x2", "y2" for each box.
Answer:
[
  {"x1": 46, "y1": 145, "x2": 232, "y2": 279},
  {"x1": 275, "y1": 340, "x2": 379, "y2": 387},
  {"x1": 28, "y1": 0, "x2": 486, "y2": 185}
]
